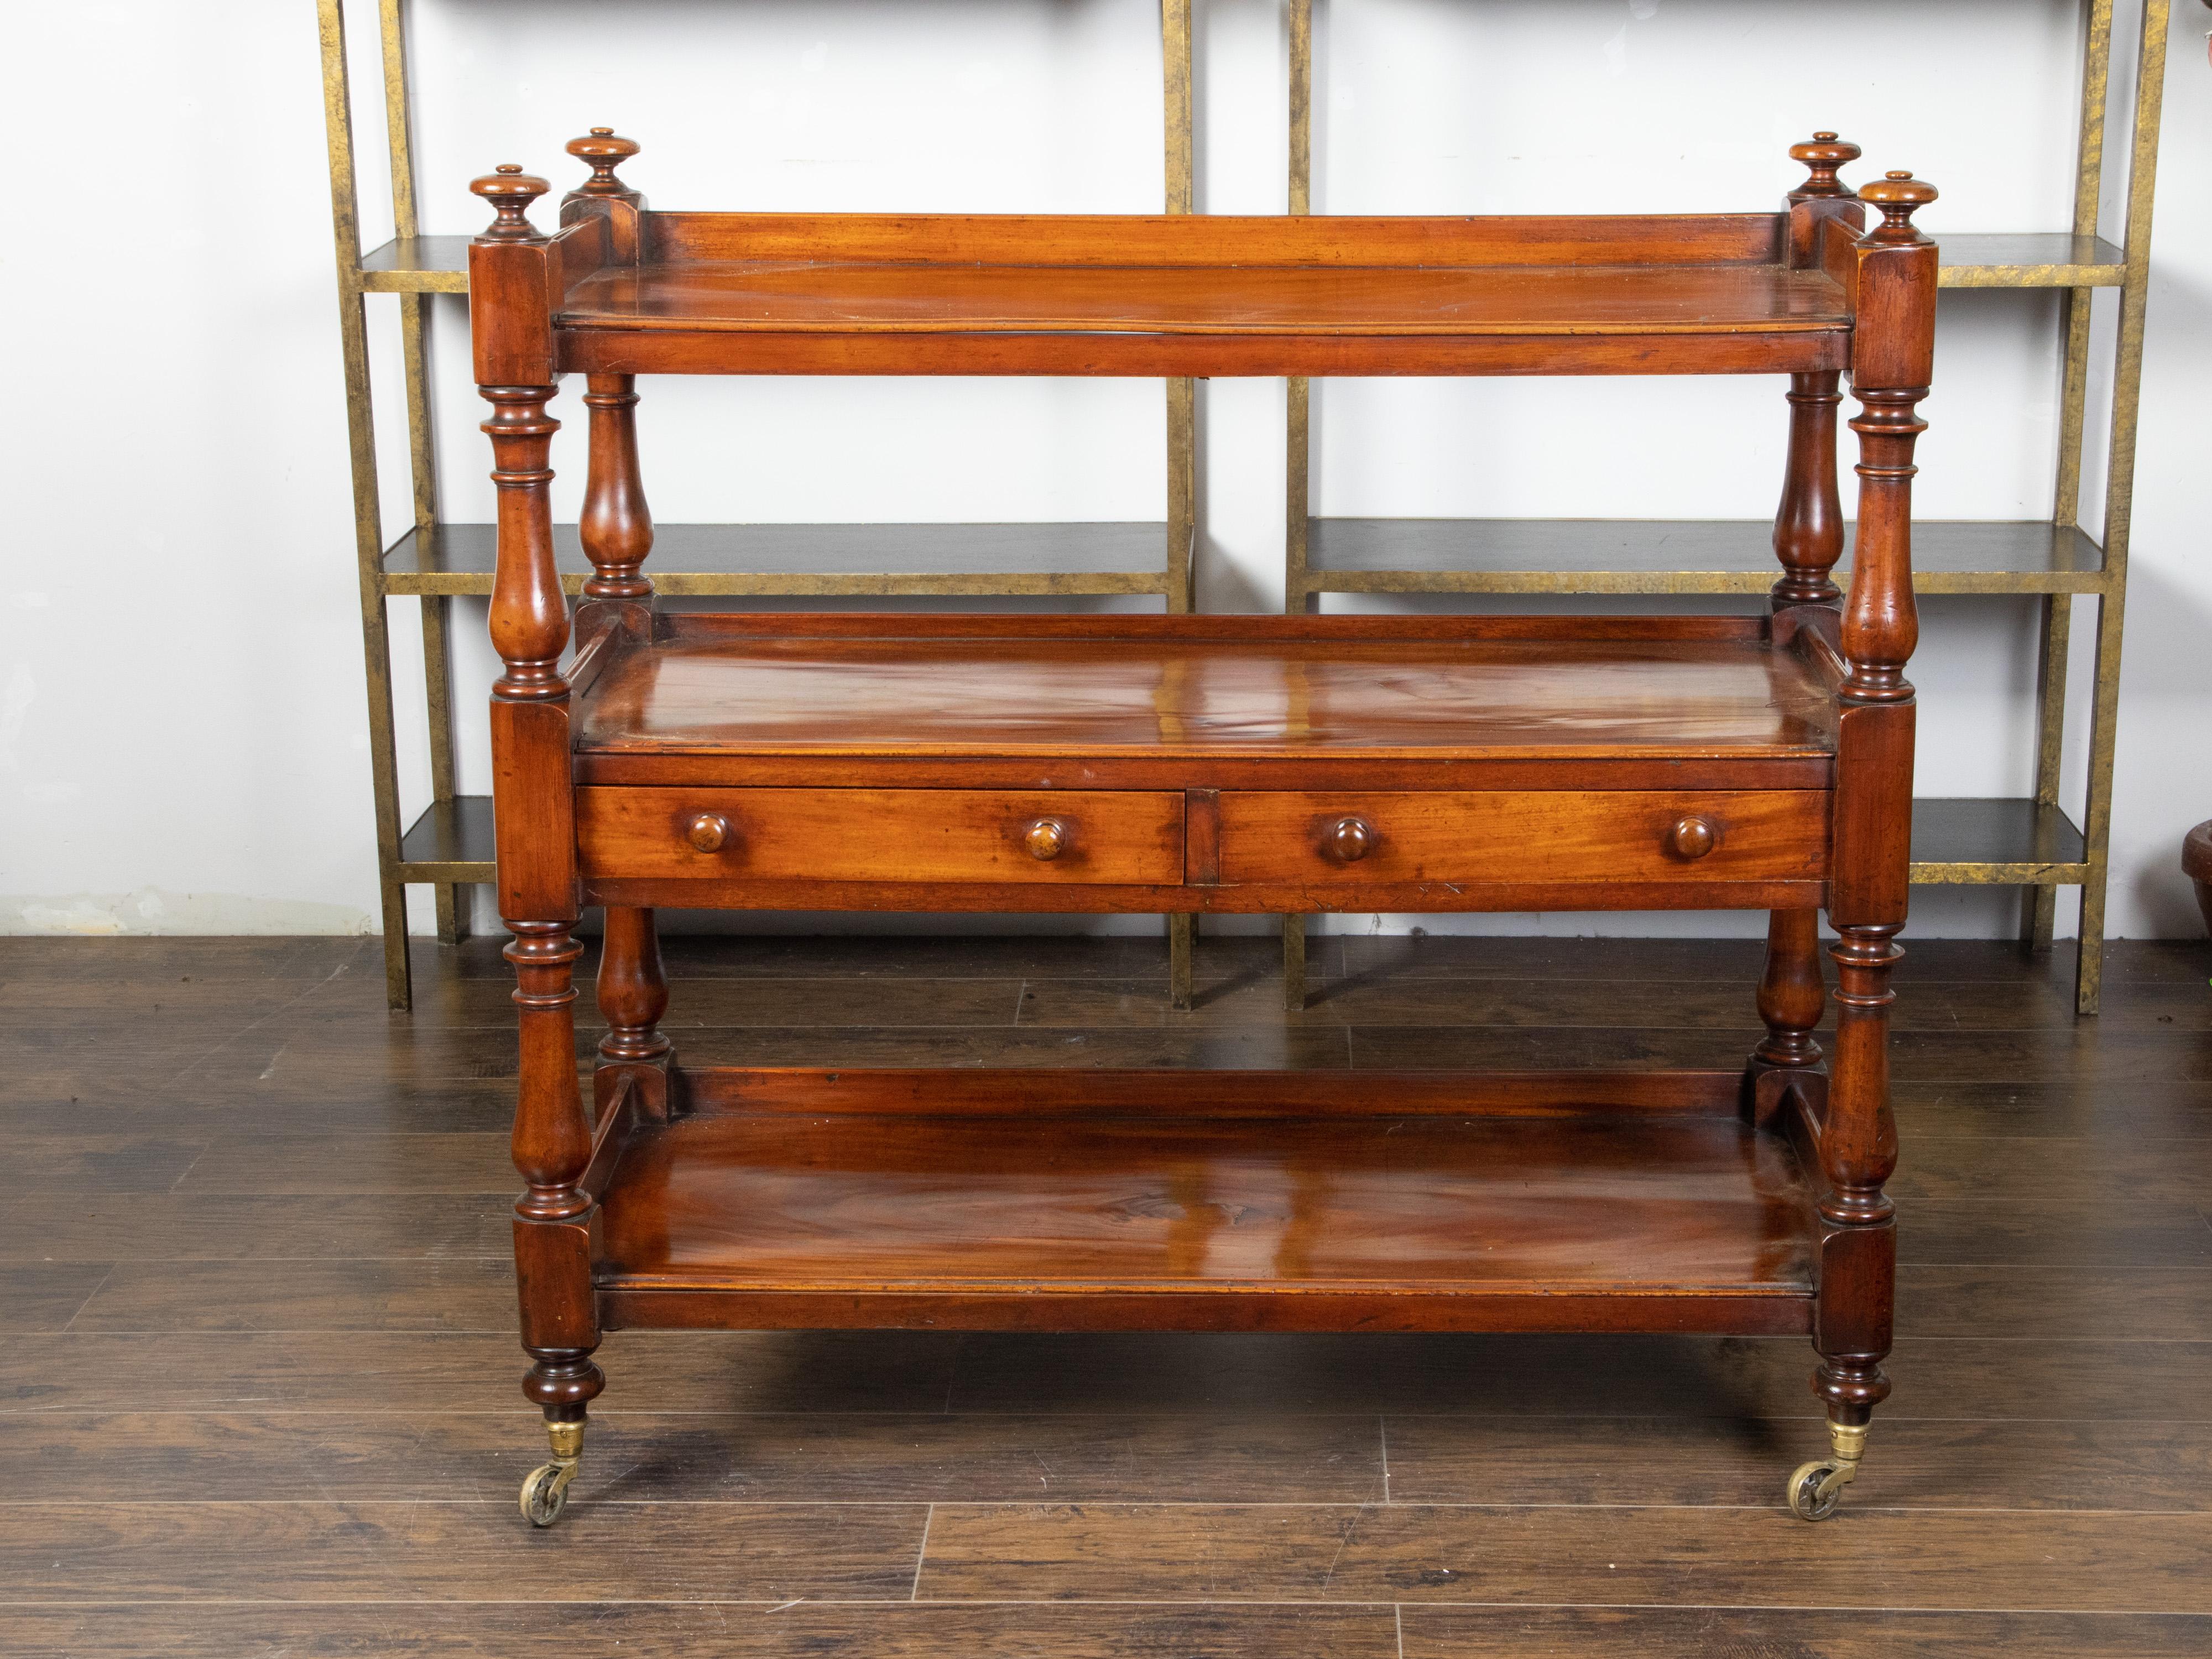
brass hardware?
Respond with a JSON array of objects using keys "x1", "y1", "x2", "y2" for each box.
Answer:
[
  {"x1": 1668, "y1": 816, "x2": 1719, "y2": 859},
  {"x1": 1786, "y1": 1419, "x2": 1870, "y2": 1522},
  {"x1": 1324, "y1": 816, "x2": 1375, "y2": 863},
  {"x1": 1023, "y1": 818, "x2": 1069, "y2": 861},
  {"x1": 686, "y1": 813, "x2": 731, "y2": 853},
  {"x1": 520, "y1": 1416, "x2": 586, "y2": 1527}
]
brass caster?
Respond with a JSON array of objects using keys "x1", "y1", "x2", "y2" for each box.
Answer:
[
  {"x1": 519, "y1": 1418, "x2": 585, "y2": 1527},
  {"x1": 1786, "y1": 1421, "x2": 1867, "y2": 1522}
]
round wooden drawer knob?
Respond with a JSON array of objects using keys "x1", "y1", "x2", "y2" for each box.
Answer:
[
  {"x1": 686, "y1": 812, "x2": 731, "y2": 853},
  {"x1": 1024, "y1": 818, "x2": 1069, "y2": 861},
  {"x1": 1326, "y1": 816, "x2": 1375, "y2": 863},
  {"x1": 1668, "y1": 816, "x2": 1718, "y2": 859}
]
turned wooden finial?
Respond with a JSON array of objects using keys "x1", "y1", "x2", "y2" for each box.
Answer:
[
  {"x1": 472, "y1": 163, "x2": 551, "y2": 242},
  {"x1": 567, "y1": 127, "x2": 641, "y2": 198},
  {"x1": 1859, "y1": 171, "x2": 1938, "y2": 243},
  {"x1": 1788, "y1": 131, "x2": 1861, "y2": 199}
]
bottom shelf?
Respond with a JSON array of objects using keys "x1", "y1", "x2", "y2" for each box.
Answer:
[
  {"x1": 590, "y1": 1068, "x2": 1817, "y2": 1335},
  {"x1": 398, "y1": 794, "x2": 2094, "y2": 890}
]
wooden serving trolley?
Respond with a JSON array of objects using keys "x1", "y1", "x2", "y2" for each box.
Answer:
[{"x1": 467, "y1": 133, "x2": 1936, "y2": 1526}]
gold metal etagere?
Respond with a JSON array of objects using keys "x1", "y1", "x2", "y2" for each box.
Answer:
[
  {"x1": 1281, "y1": 0, "x2": 2166, "y2": 1014},
  {"x1": 318, "y1": 0, "x2": 1199, "y2": 1009}
]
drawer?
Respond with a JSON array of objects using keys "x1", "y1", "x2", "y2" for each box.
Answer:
[
  {"x1": 1215, "y1": 792, "x2": 1828, "y2": 886},
  {"x1": 577, "y1": 788, "x2": 1185, "y2": 885}
]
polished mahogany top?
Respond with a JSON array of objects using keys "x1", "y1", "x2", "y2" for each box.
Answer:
[
  {"x1": 559, "y1": 260, "x2": 1850, "y2": 340},
  {"x1": 505, "y1": 208, "x2": 1875, "y2": 378},
  {"x1": 574, "y1": 615, "x2": 1838, "y2": 761}
]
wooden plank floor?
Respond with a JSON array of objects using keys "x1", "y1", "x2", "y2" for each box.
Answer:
[{"x1": 3, "y1": 930, "x2": 2210, "y2": 1657}]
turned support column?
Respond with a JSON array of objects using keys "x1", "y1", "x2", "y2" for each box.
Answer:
[
  {"x1": 576, "y1": 367, "x2": 672, "y2": 1114},
  {"x1": 484, "y1": 376, "x2": 603, "y2": 1423},
  {"x1": 1760, "y1": 139, "x2": 1856, "y2": 1135},
  {"x1": 1804, "y1": 168, "x2": 1937, "y2": 1482},
  {"x1": 487, "y1": 377, "x2": 604, "y2": 1423},
  {"x1": 580, "y1": 374, "x2": 654, "y2": 601},
  {"x1": 472, "y1": 165, "x2": 604, "y2": 1455},
  {"x1": 1754, "y1": 910, "x2": 1826, "y2": 1066},
  {"x1": 598, "y1": 905, "x2": 674, "y2": 1118},
  {"x1": 1772, "y1": 371, "x2": 1845, "y2": 609},
  {"x1": 507, "y1": 920, "x2": 604, "y2": 1422},
  {"x1": 576, "y1": 366, "x2": 669, "y2": 1103}
]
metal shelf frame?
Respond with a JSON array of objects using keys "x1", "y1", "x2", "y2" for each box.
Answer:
[
  {"x1": 1281, "y1": 0, "x2": 2168, "y2": 1015},
  {"x1": 317, "y1": 0, "x2": 1199, "y2": 1009}
]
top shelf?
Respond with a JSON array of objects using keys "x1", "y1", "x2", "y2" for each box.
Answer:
[
  {"x1": 358, "y1": 228, "x2": 2125, "y2": 299},
  {"x1": 529, "y1": 211, "x2": 1860, "y2": 378}
]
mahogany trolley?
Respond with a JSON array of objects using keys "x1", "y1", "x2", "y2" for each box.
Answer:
[{"x1": 467, "y1": 131, "x2": 1937, "y2": 1526}]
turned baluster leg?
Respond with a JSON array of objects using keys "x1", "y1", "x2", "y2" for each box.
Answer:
[
  {"x1": 1756, "y1": 911, "x2": 1826, "y2": 1068},
  {"x1": 473, "y1": 163, "x2": 606, "y2": 1527},
  {"x1": 574, "y1": 372, "x2": 674, "y2": 1123},
  {"x1": 1789, "y1": 169, "x2": 1936, "y2": 1522},
  {"x1": 580, "y1": 374, "x2": 654, "y2": 602},
  {"x1": 598, "y1": 906, "x2": 673, "y2": 1117},
  {"x1": 1750, "y1": 910, "x2": 1825, "y2": 1127},
  {"x1": 488, "y1": 377, "x2": 603, "y2": 1520},
  {"x1": 1814, "y1": 922, "x2": 1901, "y2": 1384},
  {"x1": 1772, "y1": 370, "x2": 1845, "y2": 610},
  {"x1": 487, "y1": 378, "x2": 603, "y2": 1524},
  {"x1": 1757, "y1": 356, "x2": 1841, "y2": 1130},
  {"x1": 1798, "y1": 370, "x2": 1918, "y2": 1519},
  {"x1": 509, "y1": 919, "x2": 603, "y2": 1525}
]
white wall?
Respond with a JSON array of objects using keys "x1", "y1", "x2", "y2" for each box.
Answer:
[{"x1": 3, "y1": 0, "x2": 2205, "y2": 940}]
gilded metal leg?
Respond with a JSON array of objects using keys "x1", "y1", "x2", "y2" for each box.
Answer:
[
  {"x1": 2021, "y1": 593, "x2": 2070, "y2": 952},
  {"x1": 2074, "y1": 583, "x2": 2124, "y2": 1014},
  {"x1": 1787, "y1": 1420, "x2": 1870, "y2": 1522},
  {"x1": 421, "y1": 593, "x2": 467, "y2": 943},
  {"x1": 520, "y1": 1414, "x2": 586, "y2": 1527},
  {"x1": 2074, "y1": 0, "x2": 2168, "y2": 1016}
]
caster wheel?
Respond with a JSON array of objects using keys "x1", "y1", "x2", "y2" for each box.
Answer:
[
  {"x1": 520, "y1": 1460, "x2": 573, "y2": 1527},
  {"x1": 1787, "y1": 1458, "x2": 1846, "y2": 1521}
]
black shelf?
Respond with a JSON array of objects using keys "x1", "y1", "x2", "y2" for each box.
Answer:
[
  {"x1": 1910, "y1": 799, "x2": 2088, "y2": 884},
  {"x1": 1303, "y1": 519, "x2": 2104, "y2": 597},
  {"x1": 382, "y1": 523, "x2": 1178, "y2": 599},
  {"x1": 398, "y1": 796, "x2": 496, "y2": 880}
]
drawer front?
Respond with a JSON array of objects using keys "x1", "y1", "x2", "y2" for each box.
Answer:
[
  {"x1": 1217, "y1": 791, "x2": 1828, "y2": 886},
  {"x1": 577, "y1": 788, "x2": 1185, "y2": 885}
]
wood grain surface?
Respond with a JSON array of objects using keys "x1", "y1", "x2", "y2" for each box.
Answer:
[
  {"x1": 3, "y1": 933, "x2": 2207, "y2": 1656},
  {"x1": 574, "y1": 621, "x2": 1838, "y2": 763}
]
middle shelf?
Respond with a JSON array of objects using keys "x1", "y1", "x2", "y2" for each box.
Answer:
[
  {"x1": 1296, "y1": 518, "x2": 2106, "y2": 599},
  {"x1": 387, "y1": 519, "x2": 2102, "y2": 601},
  {"x1": 384, "y1": 521, "x2": 1181, "y2": 598}
]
